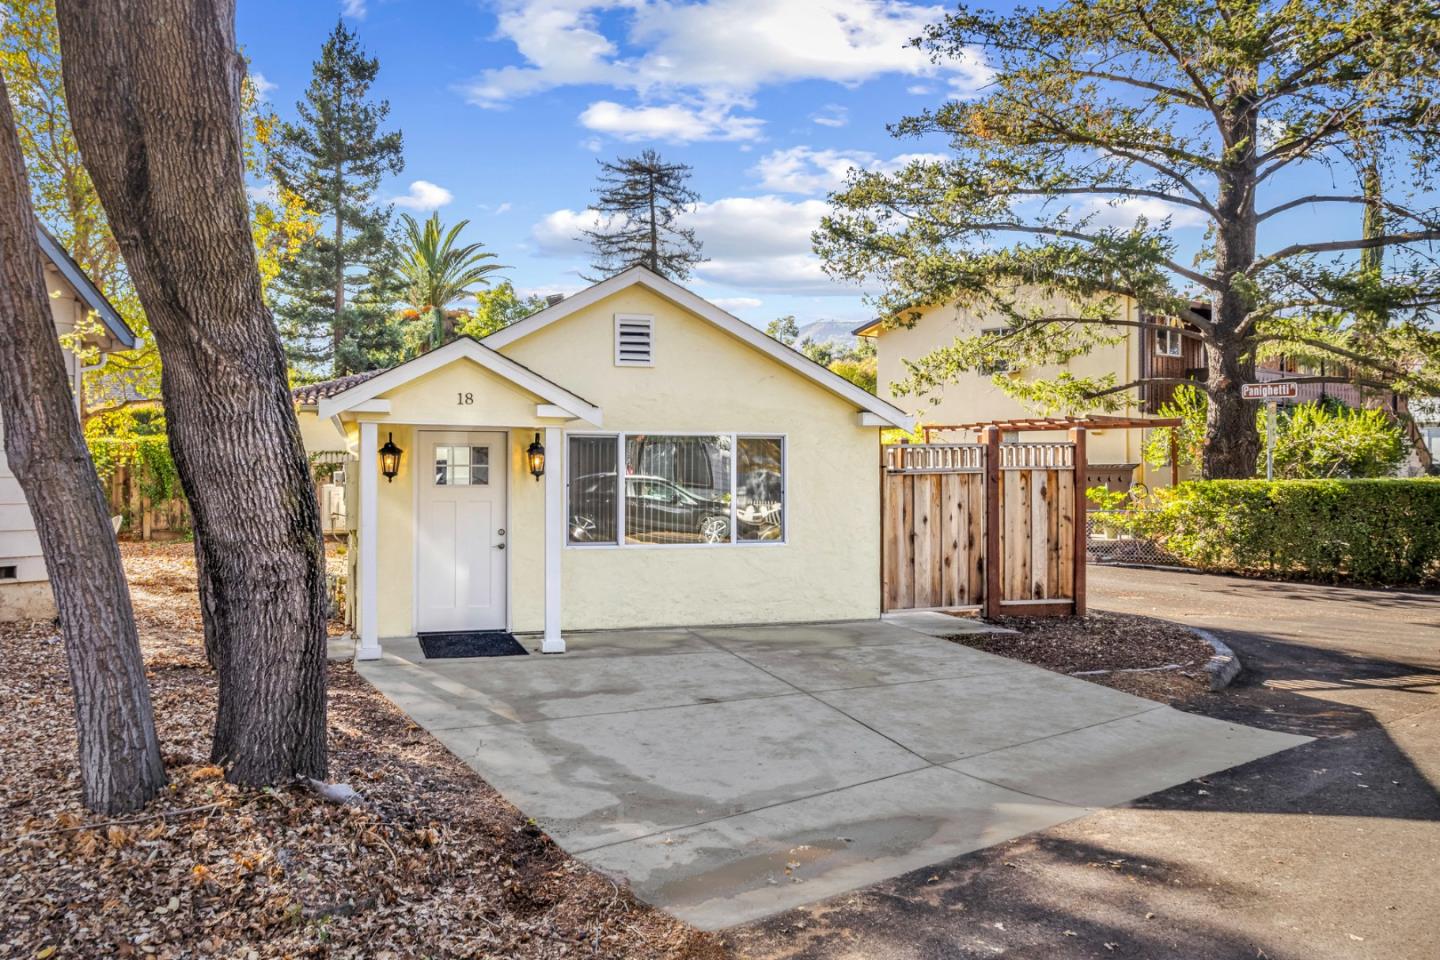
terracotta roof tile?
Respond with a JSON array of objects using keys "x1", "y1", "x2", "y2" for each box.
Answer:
[{"x1": 291, "y1": 369, "x2": 385, "y2": 406}]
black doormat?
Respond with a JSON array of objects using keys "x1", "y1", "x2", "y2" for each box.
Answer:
[{"x1": 417, "y1": 630, "x2": 529, "y2": 659}]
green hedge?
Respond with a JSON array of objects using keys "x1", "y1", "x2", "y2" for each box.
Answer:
[{"x1": 1132, "y1": 479, "x2": 1440, "y2": 585}]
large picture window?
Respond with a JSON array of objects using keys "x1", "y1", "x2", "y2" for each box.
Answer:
[{"x1": 567, "y1": 433, "x2": 785, "y2": 546}]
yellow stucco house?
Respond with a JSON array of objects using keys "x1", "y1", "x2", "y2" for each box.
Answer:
[
  {"x1": 294, "y1": 267, "x2": 914, "y2": 660},
  {"x1": 0, "y1": 229, "x2": 138, "y2": 619},
  {"x1": 854, "y1": 286, "x2": 1198, "y2": 491}
]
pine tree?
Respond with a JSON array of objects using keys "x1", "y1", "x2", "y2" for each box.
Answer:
[
  {"x1": 270, "y1": 20, "x2": 404, "y2": 378},
  {"x1": 581, "y1": 149, "x2": 704, "y2": 280}
]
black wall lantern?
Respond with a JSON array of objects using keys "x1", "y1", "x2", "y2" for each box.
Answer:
[
  {"x1": 527, "y1": 432, "x2": 546, "y2": 481},
  {"x1": 379, "y1": 432, "x2": 403, "y2": 482}
]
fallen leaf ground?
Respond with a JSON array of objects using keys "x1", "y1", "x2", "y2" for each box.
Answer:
[
  {"x1": 951, "y1": 610, "x2": 1217, "y2": 703},
  {"x1": 0, "y1": 541, "x2": 724, "y2": 960}
]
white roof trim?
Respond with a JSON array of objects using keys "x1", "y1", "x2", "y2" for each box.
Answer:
[
  {"x1": 317, "y1": 337, "x2": 603, "y2": 425},
  {"x1": 483, "y1": 266, "x2": 916, "y2": 431}
]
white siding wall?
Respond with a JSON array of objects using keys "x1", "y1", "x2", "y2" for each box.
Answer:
[{"x1": 0, "y1": 265, "x2": 91, "y2": 613}]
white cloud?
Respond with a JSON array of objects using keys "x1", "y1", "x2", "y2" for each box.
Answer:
[
  {"x1": 460, "y1": 1, "x2": 991, "y2": 142},
  {"x1": 710, "y1": 296, "x2": 763, "y2": 311},
  {"x1": 494, "y1": 202, "x2": 513, "y2": 215},
  {"x1": 340, "y1": 0, "x2": 366, "y2": 18},
  {"x1": 752, "y1": 146, "x2": 947, "y2": 195},
  {"x1": 1076, "y1": 196, "x2": 1209, "y2": 230},
  {"x1": 392, "y1": 180, "x2": 454, "y2": 211},
  {"x1": 246, "y1": 183, "x2": 279, "y2": 204},
  {"x1": 531, "y1": 193, "x2": 859, "y2": 295},
  {"x1": 579, "y1": 100, "x2": 763, "y2": 143},
  {"x1": 248, "y1": 72, "x2": 277, "y2": 100},
  {"x1": 906, "y1": 83, "x2": 934, "y2": 95},
  {"x1": 810, "y1": 104, "x2": 848, "y2": 128}
]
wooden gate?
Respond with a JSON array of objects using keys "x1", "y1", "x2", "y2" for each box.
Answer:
[{"x1": 882, "y1": 426, "x2": 1087, "y2": 617}]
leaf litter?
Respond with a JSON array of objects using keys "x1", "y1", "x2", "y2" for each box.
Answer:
[{"x1": 0, "y1": 542, "x2": 725, "y2": 959}]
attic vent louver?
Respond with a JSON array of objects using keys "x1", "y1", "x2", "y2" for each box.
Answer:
[{"x1": 614, "y1": 314, "x2": 654, "y2": 366}]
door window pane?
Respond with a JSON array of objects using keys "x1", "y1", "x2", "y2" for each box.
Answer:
[
  {"x1": 435, "y1": 445, "x2": 489, "y2": 486},
  {"x1": 568, "y1": 436, "x2": 618, "y2": 543},
  {"x1": 737, "y1": 437, "x2": 784, "y2": 542},
  {"x1": 624, "y1": 435, "x2": 732, "y2": 544}
]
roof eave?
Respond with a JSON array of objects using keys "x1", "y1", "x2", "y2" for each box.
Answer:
[{"x1": 34, "y1": 226, "x2": 137, "y2": 349}]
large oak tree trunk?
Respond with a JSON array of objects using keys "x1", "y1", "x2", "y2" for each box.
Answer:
[
  {"x1": 54, "y1": 0, "x2": 328, "y2": 783},
  {"x1": 0, "y1": 74, "x2": 164, "y2": 813}
]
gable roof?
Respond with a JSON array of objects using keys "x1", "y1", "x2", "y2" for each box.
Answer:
[
  {"x1": 292, "y1": 370, "x2": 384, "y2": 407},
  {"x1": 316, "y1": 336, "x2": 603, "y2": 425},
  {"x1": 36, "y1": 226, "x2": 137, "y2": 349},
  {"x1": 482, "y1": 266, "x2": 915, "y2": 431}
]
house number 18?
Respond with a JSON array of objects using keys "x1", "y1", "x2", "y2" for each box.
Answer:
[{"x1": 457, "y1": 392, "x2": 474, "y2": 405}]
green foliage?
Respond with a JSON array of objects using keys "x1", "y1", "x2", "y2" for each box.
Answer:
[
  {"x1": 1145, "y1": 387, "x2": 1406, "y2": 478},
  {"x1": 582, "y1": 149, "x2": 705, "y2": 280},
  {"x1": 270, "y1": 20, "x2": 406, "y2": 378},
  {"x1": 454, "y1": 282, "x2": 548, "y2": 340},
  {"x1": 1131, "y1": 480, "x2": 1440, "y2": 584},
  {"x1": 84, "y1": 409, "x2": 183, "y2": 506},
  {"x1": 392, "y1": 213, "x2": 506, "y2": 349},
  {"x1": 1268, "y1": 403, "x2": 1405, "y2": 479},
  {"x1": 1142, "y1": 385, "x2": 1213, "y2": 471},
  {"x1": 828, "y1": 356, "x2": 877, "y2": 393},
  {"x1": 766, "y1": 315, "x2": 799, "y2": 346},
  {"x1": 817, "y1": 0, "x2": 1440, "y2": 477}
]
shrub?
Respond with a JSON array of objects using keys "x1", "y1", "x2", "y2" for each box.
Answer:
[{"x1": 1132, "y1": 478, "x2": 1440, "y2": 585}]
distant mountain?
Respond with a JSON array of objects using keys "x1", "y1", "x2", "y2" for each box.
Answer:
[{"x1": 794, "y1": 320, "x2": 857, "y2": 351}]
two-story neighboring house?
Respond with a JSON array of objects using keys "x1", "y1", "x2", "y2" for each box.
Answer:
[
  {"x1": 855, "y1": 286, "x2": 1181, "y2": 490},
  {"x1": 0, "y1": 229, "x2": 138, "y2": 620},
  {"x1": 858, "y1": 286, "x2": 1432, "y2": 487}
]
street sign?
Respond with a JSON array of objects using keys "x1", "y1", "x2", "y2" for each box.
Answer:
[
  {"x1": 1242, "y1": 381, "x2": 1300, "y2": 480},
  {"x1": 1242, "y1": 381, "x2": 1298, "y2": 401}
]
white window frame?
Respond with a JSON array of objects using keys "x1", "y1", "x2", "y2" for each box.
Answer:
[
  {"x1": 565, "y1": 431, "x2": 788, "y2": 549},
  {"x1": 1155, "y1": 326, "x2": 1184, "y2": 358},
  {"x1": 614, "y1": 313, "x2": 655, "y2": 367}
]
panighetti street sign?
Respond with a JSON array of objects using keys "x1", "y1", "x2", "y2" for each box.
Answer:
[{"x1": 1241, "y1": 381, "x2": 1299, "y2": 401}]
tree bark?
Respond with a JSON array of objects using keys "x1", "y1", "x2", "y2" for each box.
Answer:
[
  {"x1": 54, "y1": 0, "x2": 328, "y2": 784},
  {"x1": 1201, "y1": 89, "x2": 1262, "y2": 479},
  {"x1": 0, "y1": 74, "x2": 165, "y2": 813}
]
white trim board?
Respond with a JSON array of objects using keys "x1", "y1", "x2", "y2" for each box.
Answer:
[
  {"x1": 482, "y1": 266, "x2": 916, "y2": 432},
  {"x1": 318, "y1": 337, "x2": 603, "y2": 426}
]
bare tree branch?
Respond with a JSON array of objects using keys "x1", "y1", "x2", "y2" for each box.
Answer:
[{"x1": 1251, "y1": 229, "x2": 1440, "y2": 274}]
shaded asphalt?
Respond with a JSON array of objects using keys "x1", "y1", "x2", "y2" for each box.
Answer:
[{"x1": 725, "y1": 566, "x2": 1440, "y2": 960}]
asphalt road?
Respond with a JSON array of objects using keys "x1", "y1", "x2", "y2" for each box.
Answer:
[{"x1": 726, "y1": 567, "x2": 1440, "y2": 960}]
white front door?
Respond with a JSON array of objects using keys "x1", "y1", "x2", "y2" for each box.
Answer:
[{"x1": 416, "y1": 430, "x2": 507, "y2": 633}]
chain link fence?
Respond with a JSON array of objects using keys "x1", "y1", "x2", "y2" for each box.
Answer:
[{"x1": 1086, "y1": 511, "x2": 1182, "y2": 566}]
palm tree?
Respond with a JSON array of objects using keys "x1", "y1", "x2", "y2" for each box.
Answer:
[{"x1": 393, "y1": 213, "x2": 507, "y2": 349}]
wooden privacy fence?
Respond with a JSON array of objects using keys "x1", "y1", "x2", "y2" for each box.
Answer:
[{"x1": 882, "y1": 426, "x2": 1087, "y2": 617}]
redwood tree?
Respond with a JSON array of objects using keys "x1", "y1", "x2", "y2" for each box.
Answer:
[
  {"x1": 819, "y1": 0, "x2": 1440, "y2": 477},
  {"x1": 53, "y1": 0, "x2": 328, "y2": 783},
  {"x1": 0, "y1": 72, "x2": 164, "y2": 812}
]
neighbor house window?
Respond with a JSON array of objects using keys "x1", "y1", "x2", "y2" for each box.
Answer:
[
  {"x1": 978, "y1": 327, "x2": 1011, "y2": 374},
  {"x1": 567, "y1": 433, "x2": 785, "y2": 547},
  {"x1": 1155, "y1": 326, "x2": 1183, "y2": 358},
  {"x1": 434, "y1": 445, "x2": 489, "y2": 486}
]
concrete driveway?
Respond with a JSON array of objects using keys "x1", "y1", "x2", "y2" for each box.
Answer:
[{"x1": 357, "y1": 619, "x2": 1305, "y2": 929}]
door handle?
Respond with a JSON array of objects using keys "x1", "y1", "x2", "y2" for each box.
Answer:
[{"x1": 495, "y1": 543, "x2": 506, "y2": 550}]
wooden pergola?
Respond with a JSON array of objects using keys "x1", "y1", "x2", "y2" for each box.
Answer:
[{"x1": 922, "y1": 415, "x2": 1185, "y2": 486}]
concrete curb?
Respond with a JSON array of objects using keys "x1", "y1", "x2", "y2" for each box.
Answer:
[{"x1": 1192, "y1": 627, "x2": 1243, "y2": 691}]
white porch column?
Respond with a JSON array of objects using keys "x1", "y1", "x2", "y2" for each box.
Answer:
[
  {"x1": 357, "y1": 420, "x2": 381, "y2": 660},
  {"x1": 542, "y1": 425, "x2": 565, "y2": 653}
]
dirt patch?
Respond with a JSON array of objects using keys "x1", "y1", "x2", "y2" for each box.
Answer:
[
  {"x1": 949, "y1": 611, "x2": 1215, "y2": 704},
  {"x1": 0, "y1": 544, "x2": 723, "y2": 959}
]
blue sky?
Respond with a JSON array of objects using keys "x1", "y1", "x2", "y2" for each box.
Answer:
[
  {"x1": 236, "y1": 0, "x2": 1375, "y2": 331},
  {"x1": 235, "y1": 0, "x2": 996, "y2": 328}
]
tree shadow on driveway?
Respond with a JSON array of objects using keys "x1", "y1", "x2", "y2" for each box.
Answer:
[{"x1": 724, "y1": 614, "x2": 1440, "y2": 960}]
